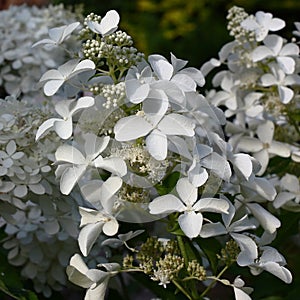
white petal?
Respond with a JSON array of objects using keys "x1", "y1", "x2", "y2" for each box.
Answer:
[
  {"x1": 247, "y1": 203, "x2": 281, "y2": 234},
  {"x1": 257, "y1": 120, "x2": 274, "y2": 143},
  {"x1": 146, "y1": 129, "x2": 168, "y2": 160},
  {"x1": 94, "y1": 157, "x2": 127, "y2": 177},
  {"x1": 79, "y1": 222, "x2": 104, "y2": 256},
  {"x1": 39, "y1": 69, "x2": 63, "y2": 82},
  {"x1": 278, "y1": 85, "x2": 294, "y2": 104},
  {"x1": 67, "y1": 254, "x2": 93, "y2": 288},
  {"x1": 43, "y1": 79, "x2": 64, "y2": 96},
  {"x1": 149, "y1": 194, "x2": 185, "y2": 214},
  {"x1": 252, "y1": 46, "x2": 273, "y2": 62},
  {"x1": 178, "y1": 211, "x2": 203, "y2": 239},
  {"x1": 54, "y1": 118, "x2": 73, "y2": 139},
  {"x1": 99, "y1": 177, "x2": 122, "y2": 212},
  {"x1": 176, "y1": 178, "x2": 198, "y2": 206},
  {"x1": 72, "y1": 96, "x2": 95, "y2": 114},
  {"x1": 269, "y1": 18, "x2": 285, "y2": 31},
  {"x1": 179, "y1": 67, "x2": 205, "y2": 87},
  {"x1": 99, "y1": 10, "x2": 120, "y2": 36},
  {"x1": 269, "y1": 141, "x2": 290, "y2": 157},
  {"x1": 231, "y1": 232, "x2": 258, "y2": 266},
  {"x1": 277, "y1": 57, "x2": 295, "y2": 74},
  {"x1": 188, "y1": 162, "x2": 208, "y2": 187},
  {"x1": 238, "y1": 137, "x2": 263, "y2": 152},
  {"x1": 103, "y1": 218, "x2": 119, "y2": 236},
  {"x1": 125, "y1": 80, "x2": 150, "y2": 104},
  {"x1": 35, "y1": 118, "x2": 59, "y2": 140},
  {"x1": 261, "y1": 262, "x2": 292, "y2": 283},
  {"x1": 193, "y1": 197, "x2": 229, "y2": 214},
  {"x1": 85, "y1": 281, "x2": 108, "y2": 300},
  {"x1": 232, "y1": 153, "x2": 253, "y2": 180},
  {"x1": 260, "y1": 73, "x2": 277, "y2": 86},
  {"x1": 148, "y1": 54, "x2": 173, "y2": 80},
  {"x1": 200, "y1": 222, "x2": 227, "y2": 238},
  {"x1": 158, "y1": 114, "x2": 195, "y2": 136},
  {"x1": 60, "y1": 165, "x2": 87, "y2": 195},
  {"x1": 172, "y1": 73, "x2": 196, "y2": 92},
  {"x1": 233, "y1": 286, "x2": 252, "y2": 300},
  {"x1": 55, "y1": 144, "x2": 85, "y2": 164},
  {"x1": 273, "y1": 192, "x2": 296, "y2": 208},
  {"x1": 114, "y1": 115, "x2": 153, "y2": 141},
  {"x1": 253, "y1": 149, "x2": 269, "y2": 175},
  {"x1": 280, "y1": 43, "x2": 299, "y2": 56},
  {"x1": 170, "y1": 52, "x2": 188, "y2": 72}
]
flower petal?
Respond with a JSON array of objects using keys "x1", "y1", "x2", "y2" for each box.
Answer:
[
  {"x1": 149, "y1": 194, "x2": 185, "y2": 214},
  {"x1": 178, "y1": 211, "x2": 203, "y2": 239}
]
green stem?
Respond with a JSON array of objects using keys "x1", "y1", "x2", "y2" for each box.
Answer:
[
  {"x1": 172, "y1": 280, "x2": 193, "y2": 300},
  {"x1": 177, "y1": 235, "x2": 188, "y2": 267},
  {"x1": 200, "y1": 265, "x2": 229, "y2": 298}
]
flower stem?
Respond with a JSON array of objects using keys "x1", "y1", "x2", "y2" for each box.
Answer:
[
  {"x1": 200, "y1": 265, "x2": 229, "y2": 298},
  {"x1": 172, "y1": 280, "x2": 193, "y2": 300}
]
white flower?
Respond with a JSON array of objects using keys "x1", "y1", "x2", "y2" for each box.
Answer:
[
  {"x1": 248, "y1": 246, "x2": 292, "y2": 283},
  {"x1": 149, "y1": 178, "x2": 229, "y2": 238},
  {"x1": 201, "y1": 199, "x2": 258, "y2": 266},
  {"x1": 87, "y1": 10, "x2": 120, "y2": 36},
  {"x1": 114, "y1": 90, "x2": 195, "y2": 160},
  {"x1": 237, "y1": 121, "x2": 290, "y2": 175},
  {"x1": 55, "y1": 134, "x2": 127, "y2": 194},
  {"x1": 36, "y1": 96, "x2": 95, "y2": 140},
  {"x1": 273, "y1": 174, "x2": 300, "y2": 209},
  {"x1": 232, "y1": 276, "x2": 253, "y2": 300},
  {"x1": 252, "y1": 35, "x2": 299, "y2": 74},
  {"x1": 39, "y1": 59, "x2": 95, "y2": 96},
  {"x1": 32, "y1": 22, "x2": 80, "y2": 47},
  {"x1": 260, "y1": 63, "x2": 300, "y2": 104},
  {"x1": 241, "y1": 11, "x2": 285, "y2": 42},
  {"x1": 67, "y1": 254, "x2": 120, "y2": 300}
]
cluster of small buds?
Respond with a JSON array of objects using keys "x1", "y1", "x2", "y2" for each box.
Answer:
[
  {"x1": 118, "y1": 183, "x2": 150, "y2": 203},
  {"x1": 227, "y1": 6, "x2": 255, "y2": 44},
  {"x1": 103, "y1": 30, "x2": 134, "y2": 47},
  {"x1": 187, "y1": 260, "x2": 206, "y2": 281},
  {"x1": 82, "y1": 32, "x2": 144, "y2": 72},
  {"x1": 92, "y1": 82, "x2": 126, "y2": 109},
  {"x1": 137, "y1": 237, "x2": 165, "y2": 263},
  {"x1": 217, "y1": 239, "x2": 240, "y2": 266},
  {"x1": 151, "y1": 253, "x2": 184, "y2": 288},
  {"x1": 83, "y1": 39, "x2": 104, "y2": 61},
  {"x1": 123, "y1": 254, "x2": 134, "y2": 269}
]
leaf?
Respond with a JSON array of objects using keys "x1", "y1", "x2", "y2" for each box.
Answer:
[
  {"x1": 155, "y1": 171, "x2": 180, "y2": 195},
  {"x1": 195, "y1": 237, "x2": 222, "y2": 274}
]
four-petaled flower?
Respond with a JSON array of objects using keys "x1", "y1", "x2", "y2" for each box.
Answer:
[{"x1": 149, "y1": 178, "x2": 229, "y2": 238}]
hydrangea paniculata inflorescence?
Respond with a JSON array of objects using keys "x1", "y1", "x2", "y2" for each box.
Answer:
[
  {"x1": 0, "y1": 4, "x2": 82, "y2": 101},
  {"x1": 33, "y1": 7, "x2": 299, "y2": 300}
]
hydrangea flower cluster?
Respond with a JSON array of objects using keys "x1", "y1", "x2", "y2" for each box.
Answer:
[
  {"x1": 0, "y1": 97, "x2": 83, "y2": 297},
  {"x1": 0, "y1": 4, "x2": 81, "y2": 101},
  {"x1": 12, "y1": 6, "x2": 300, "y2": 300},
  {"x1": 202, "y1": 6, "x2": 300, "y2": 210}
]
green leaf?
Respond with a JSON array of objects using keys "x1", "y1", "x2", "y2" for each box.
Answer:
[
  {"x1": 194, "y1": 237, "x2": 222, "y2": 274},
  {"x1": 155, "y1": 171, "x2": 180, "y2": 196}
]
